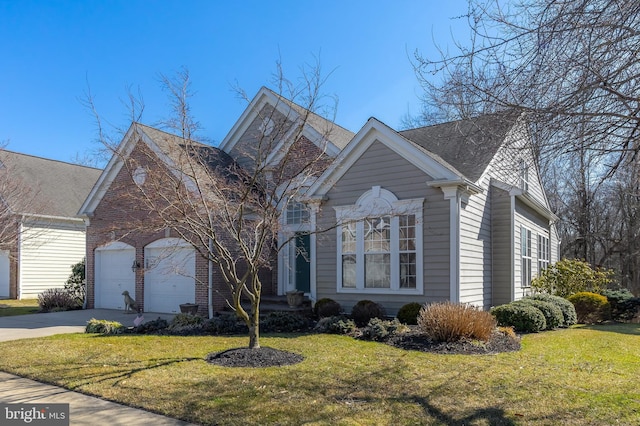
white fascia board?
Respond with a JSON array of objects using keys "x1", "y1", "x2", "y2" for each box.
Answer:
[
  {"x1": 77, "y1": 123, "x2": 138, "y2": 217},
  {"x1": 308, "y1": 118, "x2": 461, "y2": 198}
]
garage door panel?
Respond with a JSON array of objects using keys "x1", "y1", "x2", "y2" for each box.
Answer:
[
  {"x1": 144, "y1": 242, "x2": 195, "y2": 313},
  {"x1": 95, "y1": 246, "x2": 135, "y2": 310}
]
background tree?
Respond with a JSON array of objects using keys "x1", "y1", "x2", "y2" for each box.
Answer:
[{"x1": 412, "y1": 0, "x2": 640, "y2": 293}]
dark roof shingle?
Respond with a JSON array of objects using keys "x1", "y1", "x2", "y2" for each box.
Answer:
[
  {"x1": 0, "y1": 151, "x2": 102, "y2": 218},
  {"x1": 399, "y1": 113, "x2": 518, "y2": 182}
]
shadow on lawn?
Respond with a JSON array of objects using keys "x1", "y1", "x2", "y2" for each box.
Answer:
[
  {"x1": 580, "y1": 322, "x2": 640, "y2": 336},
  {"x1": 410, "y1": 396, "x2": 516, "y2": 426}
]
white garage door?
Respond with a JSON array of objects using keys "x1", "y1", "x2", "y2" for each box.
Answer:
[
  {"x1": 0, "y1": 250, "x2": 9, "y2": 298},
  {"x1": 144, "y1": 238, "x2": 195, "y2": 313},
  {"x1": 95, "y1": 242, "x2": 136, "y2": 309}
]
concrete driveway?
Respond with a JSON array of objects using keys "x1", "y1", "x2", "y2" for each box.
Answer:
[
  {"x1": 0, "y1": 309, "x2": 193, "y2": 425},
  {"x1": 0, "y1": 308, "x2": 176, "y2": 342}
]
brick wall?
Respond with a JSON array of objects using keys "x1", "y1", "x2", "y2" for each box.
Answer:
[{"x1": 85, "y1": 135, "x2": 275, "y2": 316}]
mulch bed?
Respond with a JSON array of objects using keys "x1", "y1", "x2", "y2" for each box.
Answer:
[
  {"x1": 386, "y1": 329, "x2": 522, "y2": 355},
  {"x1": 205, "y1": 330, "x2": 521, "y2": 367},
  {"x1": 206, "y1": 347, "x2": 304, "y2": 368}
]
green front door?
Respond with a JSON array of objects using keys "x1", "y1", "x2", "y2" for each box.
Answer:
[{"x1": 294, "y1": 233, "x2": 311, "y2": 293}]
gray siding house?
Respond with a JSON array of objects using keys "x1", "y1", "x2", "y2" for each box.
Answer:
[
  {"x1": 79, "y1": 86, "x2": 558, "y2": 315},
  {"x1": 303, "y1": 113, "x2": 559, "y2": 314}
]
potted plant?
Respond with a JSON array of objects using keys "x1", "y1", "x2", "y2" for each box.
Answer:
[{"x1": 179, "y1": 303, "x2": 199, "y2": 315}]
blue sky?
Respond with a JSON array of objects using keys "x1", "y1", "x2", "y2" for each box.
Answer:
[{"x1": 0, "y1": 1, "x2": 469, "y2": 166}]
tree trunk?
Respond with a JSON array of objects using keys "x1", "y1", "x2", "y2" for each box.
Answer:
[{"x1": 248, "y1": 325, "x2": 260, "y2": 349}]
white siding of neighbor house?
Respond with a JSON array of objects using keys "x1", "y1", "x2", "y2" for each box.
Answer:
[
  {"x1": 19, "y1": 221, "x2": 86, "y2": 298},
  {"x1": 459, "y1": 172, "x2": 493, "y2": 309},
  {"x1": 315, "y1": 140, "x2": 451, "y2": 315}
]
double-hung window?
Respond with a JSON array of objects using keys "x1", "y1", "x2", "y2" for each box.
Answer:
[
  {"x1": 521, "y1": 226, "x2": 532, "y2": 287},
  {"x1": 538, "y1": 234, "x2": 550, "y2": 274},
  {"x1": 335, "y1": 187, "x2": 423, "y2": 295}
]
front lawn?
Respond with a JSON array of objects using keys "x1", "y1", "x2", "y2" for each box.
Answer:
[
  {"x1": 0, "y1": 324, "x2": 638, "y2": 425},
  {"x1": 0, "y1": 299, "x2": 39, "y2": 317}
]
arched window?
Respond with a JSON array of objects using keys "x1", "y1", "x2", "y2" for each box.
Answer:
[{"x1": 334, "y1": 186, "x2": 423, "y2": 294}]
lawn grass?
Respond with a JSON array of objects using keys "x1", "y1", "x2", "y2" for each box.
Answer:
[
  {"x1": 0, "y1": 324, "x2": 638, "y2": 425},
  {"x1": 0, "y1": 299, "x2": 39, "y2": 317}
]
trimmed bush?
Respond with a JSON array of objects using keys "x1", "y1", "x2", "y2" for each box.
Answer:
[
  {"x1": 418, "y1": 302, "x2": 496, "y2": 342},
  {"x1": 396, "y1": 302, "x2": 422, "y2": 325},
  {"x1": 169, "y1": 313, "x2": 205, "y2": 329},
  {"x1": 491, "y1": 303, "x2": 546, "y2": 333},
  {"x1": 517, "y1": 299, "x2": 564, "y2": 330},
  {"x1": 314, "y1": 298, "x2": 342, "y2": 318},
  {"x1": 568, "y1": 292, "x2": 611, "y2": 324},
  {"x1": 314, "y1": 315, "x2": 356, "y2": 335},
  {"x1": 359, "y1": 318, "x2": 409, "y2": 341},
  {"x1": 205, "y1": 314, "x2": 248, "y2": 335},
  {"x1": 261, "y1": 311, "x2": 308, "y2": 333},
  {"x1": 601, "y1": 289, "x2": 640, "y2": 321},
  {"x1": 38, "y1": 288, "x2": 80, "y2": 313},
  {"x1": 85, "y1": 318, "x2": 126, "y2": 335},
  {"x1": 527, "y1": 293, "x2": 577, "y2": 327},
  {"x1": 351, "y1": 300, "x2": 386, "y2": 327},
  {"x1": 135, "y1": 317, "x2": 169, "y2": 334}
]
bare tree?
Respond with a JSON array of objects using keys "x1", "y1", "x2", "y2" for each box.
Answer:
[
  {"x1": 413, "y1": 0, "x2": 640, "y2": 173},
  {"x1": 412, "y1": 0, "x2": 640, "y2": 291},
  {"x1": 90, "y1": 65, "x2": 339, "y2": 349}
]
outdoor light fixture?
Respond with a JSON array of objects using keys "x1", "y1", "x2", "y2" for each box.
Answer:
[{"x1": 131, "y1": 260, "x2": 141, "y2": 273}]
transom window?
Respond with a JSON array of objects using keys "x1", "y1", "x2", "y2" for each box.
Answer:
[
  {"x1": 286, "y1": 201, "x2": 310, "y2": 225},
  {"x1": 335, "y1": 187, "x2": 423, "y2": 294}
]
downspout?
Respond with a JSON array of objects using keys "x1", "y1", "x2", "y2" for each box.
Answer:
[
  {"x1": 510, "y1": 194, "x2": 515, "y2": 302},
  {"x1": 82, "y1": 217, "x2": 90, "y2": 310},
  {"x1": 208, "y1": 239, "x2": 213, "y2": 319},
  {"x1": 17, "y1": 221, "x2": 22, "y2": 300}
]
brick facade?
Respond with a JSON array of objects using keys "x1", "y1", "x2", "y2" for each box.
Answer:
[{"x1": 85, "y1": 134, "x2": 275, "y2": 316}]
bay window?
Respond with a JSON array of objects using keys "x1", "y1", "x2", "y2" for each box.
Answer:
[{"x1": 335, "y1": 187, "x2": 423, "y2": 294}]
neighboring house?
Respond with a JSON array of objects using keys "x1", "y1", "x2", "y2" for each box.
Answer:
[
  {"x1": 79, "y1": 87, "x2": 559, "y2": 315},
  {"x1": 0, "y1": 150, "x2": 101, "y2": 299}
]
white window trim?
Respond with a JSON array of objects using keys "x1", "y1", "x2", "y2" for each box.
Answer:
[
  {"x1": 334, "y1": 187, "x2": 424, "y2": 295},
  {"x1": 537, "y1": 233, "x2": 550, "y2": 274},
  {"x1": 521, "y1": 226, "x2": 532, "y2": 288},
  {"x1": 278, "y1": 199, "x2": 317, "y2": 299}
]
